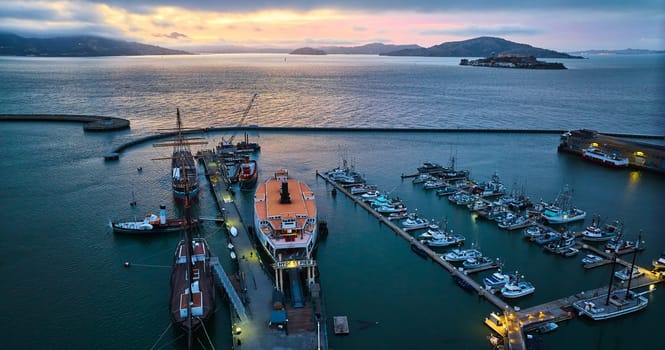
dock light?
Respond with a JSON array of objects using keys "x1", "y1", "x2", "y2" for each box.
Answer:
[
  {"x1": 634, "y1": 151, "x2": 645, "y2": 157},
  {"x1": 650, "y1": 284, "x2": 656, "y2": 291},
  {"x1": 235, "y1": 326, "x2": 242, "y2": 335},
  {"x1": 591, "y1": 142, "x2": 599, "y2": 148}
]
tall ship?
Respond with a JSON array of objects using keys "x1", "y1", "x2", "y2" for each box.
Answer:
[
  {"x1": 154, "y1": 109, "x2": 207, "y2": 202},
  {"x1": 254, "y1": 169, "x2": 318, "y2": 261},
  {"x1": 168, "y1": 186, "x2": 215, "y2": 346},
  {"x1": 238, "y1": 156, "x2": 258, "y2": 191}
]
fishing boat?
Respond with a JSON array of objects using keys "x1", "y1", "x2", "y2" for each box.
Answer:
[
  {"x1": 543, "y1": 232, "x2": 576, "y2": 254},
  {"x1": 401, "y1": 216, "x2": 430, "y2": 230},
  {"x1": 614, "y1": 266, "x2": 644, "y2": 281},
  {"x1": 169, "y1": 186, "x2": 214, "y2": 345},
  {"x1": 500, "y1": 272, "x2": 535, "y2": 298},
  {"x1": 580, "y1": 216, "x2": 621, "y2": 242},
  {"x1": 422, "y1": 229, "x2": 466, "y2": 247},
  {"x1": 238, "y1": 156, "x2": 258, "y2": 191},
  {"x1": 253, "y1": 168, "x2": 318, "y2": 262},
  {"x1": 653, "y1": 251, "x2": 665, "y2": 271},
  {"x1": 582, "y1": 146, "x2": 629, "y2": 168},
  {"x1": 581, "y1": 254, "x2": 603, "y2": 264},
  {"x1": 417, "y1": 161, "x2": 445, "y2": 174},
  {"x1": 541, "y1": 185, "x2": 586, "y2": 224},
  {"x1": 154, "y1": 109, "x2": 207, "y2": 202},
  {"x1": 111, "y1": 205, "x2": 199, "y2": 235},
  {"x1": 573, "y1": 248, "x2": 648, "y2": 320},
  {"x1": 443, "y1": 248, "x2": 482, "y2": 262},
  {"x1": 463, "y1": 255, "x2": 494, "y2": 269},
  {"x1": 497, "y1": 215, "x2": 532, "y2": 230},
  {"x1": 537, "y1": 322, "x2": 558, "y2": 333},
  {"x1": 483, "y1": 269, "x2": 511, "y2": 290}
]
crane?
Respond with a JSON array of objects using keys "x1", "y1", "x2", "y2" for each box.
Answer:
[{"x1": 222, "y1": 93, "x2": 257, "y2": 147}]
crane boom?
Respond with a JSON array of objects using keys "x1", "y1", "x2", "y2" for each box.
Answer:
[{"x1": 224, "y1": 93, "x2": 257, "y2": 145}]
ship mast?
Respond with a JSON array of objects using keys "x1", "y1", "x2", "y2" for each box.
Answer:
[{"x1": 624, "y1": 230, "x2": 642, "y2": 300}]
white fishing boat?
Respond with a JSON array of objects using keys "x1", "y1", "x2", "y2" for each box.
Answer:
[
  {"x1": 614, "y1": 266, "x2": 644, "y2": 281},
  {"x1": 423, "y1": 231, "x2": 466, "y2": 247},
  {"x1": 463, "y1": 255, "x2": 494, "y2": 269},
  {"x1": 653, "y1": 251, "x2": 665, "y2": 271},
  {"x1": 500, "y1": 272, "x2": 535, "y2": 298},
  {"x1": 402, "y1": 216, "x2": 430, "y2": 230},
  {"x1": 443, "y1": 248, "x2": 482, "y2": 262},
  {"x1": 581, "y1": 254, "x2": 603, "y2": 264},
  {"x1": 541, "y1": 185, "x2": 586, "y2": 224},
  {"x1": 537, "y1": 322, "x2": 558, "y2": 333},
  {"x1": 483, "y1": 269, "x2": 511, "y2": 290},
  {"x1": 580, "y1": 215, "x2": 620, "y2": 242}
]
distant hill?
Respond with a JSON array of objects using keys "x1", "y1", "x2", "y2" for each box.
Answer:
[
  {"x1": 381, "y1": 37, "x2": 582, "y2": 58},
  {"x1": 569, "y1": 49, "x2": 665, "y2": 56},
  {"x1": 290, "y1": 47, "x2": 326, "y2": 55},
  {"x1": 320, "y1": 43, "x2": 423, "y2": 55},
  {"x1": 0, "y1": 33, "x2": 189, "y2": 57}
]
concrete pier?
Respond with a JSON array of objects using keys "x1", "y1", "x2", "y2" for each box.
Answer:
[{"x1": 202, "y1": 154, "x2": 325, "y2": 350}]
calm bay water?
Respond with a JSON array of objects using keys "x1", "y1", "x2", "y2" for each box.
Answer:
[{"x1": 1, "y1": 54, "x2": 664, "y2": 349}]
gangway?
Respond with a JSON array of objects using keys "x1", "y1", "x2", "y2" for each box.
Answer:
[
  {"x1": 288, "y1": 269, "x2": 305, "y2": 308},
  {"x1": 210, "y1": 257, "x2": 248, "y2": 322}
]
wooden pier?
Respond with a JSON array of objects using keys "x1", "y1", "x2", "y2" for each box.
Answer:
[{"x1": 318, "y1": 169, "x2": 664, "y2": 350}]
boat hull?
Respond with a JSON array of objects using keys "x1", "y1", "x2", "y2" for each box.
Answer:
[{"x1": 111, "y1": 219, "x2": 199, "y2": 235}]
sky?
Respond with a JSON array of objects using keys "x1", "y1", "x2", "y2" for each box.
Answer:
[{"x1": 0, "y1": 0, "x2": 663, "y2": 52}]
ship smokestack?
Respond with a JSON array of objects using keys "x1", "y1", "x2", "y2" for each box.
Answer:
[
  {"x1": 280, "y1": 182, "x2": 291, "y2": 204},
  {"x1": 160, "y1": 205, "x2": 167, "y2": 224}
]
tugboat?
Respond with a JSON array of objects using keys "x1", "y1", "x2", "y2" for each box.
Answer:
[{"x1": 238, "y1": 156, "x2": 258, "y2": 191}]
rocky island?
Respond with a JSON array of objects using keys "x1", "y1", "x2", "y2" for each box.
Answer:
[
  {"x1": 460, "y1": 55, "x2": 567, "y2": 69},
  {"x1": 290, "y1": 47, "x2": 326, "y2": 55}
]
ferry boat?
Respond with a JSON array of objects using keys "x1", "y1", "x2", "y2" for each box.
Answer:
[
  {"x1": 254, "y1": 169, "x2": 318, "y2": 262},
  {"x1": 111, "y1": 205, "x2": 199, "y2": 235},
  {"x1": 582, "y1": 146, "x2": 629, "y2": 168},
  {"x1": 238, "y1": 156, "x2": 258, "y2": 191}
]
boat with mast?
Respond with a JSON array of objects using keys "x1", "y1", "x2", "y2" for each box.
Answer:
[
  {"x1": 541, "y1": 184, "x2": 586, "y2": 224},
  {"x1": 168, "y1": 165, "x2": 215, "y2": 347},
  {"x1": 153, "y1": 109, "x2": 208, "y2": 202},
  {"x1": 573, "y1": 232, "x2": 648, "y2": 320}
]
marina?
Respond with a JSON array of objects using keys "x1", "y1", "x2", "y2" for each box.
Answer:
[{"x1": 318, "y1": 165, "x2": 664, "y2": 350}]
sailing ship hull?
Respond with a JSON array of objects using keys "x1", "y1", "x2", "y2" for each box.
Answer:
[
  {"x1": 573, "y1": 290, "x2": 648, "y2": 320},
  {"x1": 169, "y1": 238, "x2": 215, "y2": 332}
]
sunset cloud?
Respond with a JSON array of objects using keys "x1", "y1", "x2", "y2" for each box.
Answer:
[{"x1": 0, "y1": 0, "x2": 662, "y2": 51}]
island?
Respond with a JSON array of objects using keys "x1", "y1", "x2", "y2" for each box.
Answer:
[
  {"x1": 459, "y1": 55, "x2": 566, "y2": 69},
  {"x1": 289, "y1": 47, "x2": 326, "y2": 55}
]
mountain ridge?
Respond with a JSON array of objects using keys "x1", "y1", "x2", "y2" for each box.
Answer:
[{"x1": 0, "y1": 33, "x2": 189, "y2": 57}]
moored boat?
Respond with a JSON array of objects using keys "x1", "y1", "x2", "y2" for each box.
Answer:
[
  {"x1": 111, "y1": 205, "x2": 199, "y2": 235},
  {"x1": 582, "y1": 146, "x2": 629, "y2": 168},
  {"x1": 581, "y1": 254, "x2": 603, "y2": 264},
  {"x1": 254, "y1": 169, "x2": 318, "y2": 262},
  {"x1": 154, "y1": 109, "x2": 207, "y2": 202},
  {"x1": 541, "y1": 185, "x2": 586, "y2": 224},
  {"x1": 653, "y1": 251, "x2": 665, "y2": 271},
  {"x1": 500, "y1": 272, "x2": 535, "y2": 298},
  {"x1": 238, "y1": 156, "x2": 258, "y2": 191},
  {"x1": 169, "y1": 237, "x2": 215, "y2": 333},
  {"x1": 443, "y1": 248, "x2": 482, "y2": 262},
  {"x1": 483, "y1": 269, "x2": 511, "y2": 290}
]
